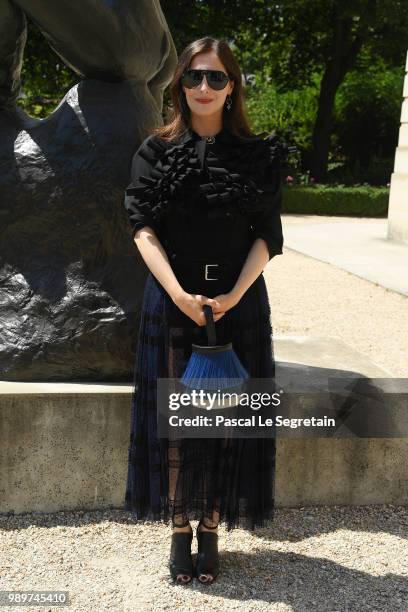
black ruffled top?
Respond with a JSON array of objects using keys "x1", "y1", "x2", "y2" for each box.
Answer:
[{"x1": 124, "y1": 125, "x2": 297, "y2": 261}]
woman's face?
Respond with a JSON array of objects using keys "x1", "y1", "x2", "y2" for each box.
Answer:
[{"x1": 181, "y1": 50, "x2": 234, "y2": 119}]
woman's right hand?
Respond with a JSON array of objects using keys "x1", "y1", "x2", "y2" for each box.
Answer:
[{"x1": 172, "y1": 290, "x2": 225, "y2": 326}]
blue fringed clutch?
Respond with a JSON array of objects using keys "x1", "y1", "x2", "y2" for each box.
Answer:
[{"x1": 180, "y1": 305, "x2": 249, "y2": 410}]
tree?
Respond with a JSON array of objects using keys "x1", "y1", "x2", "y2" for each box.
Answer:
[{"x1": 235, "y1": 0, "x2": 408, "y2": 180}]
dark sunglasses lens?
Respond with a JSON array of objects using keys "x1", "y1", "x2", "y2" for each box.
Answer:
[
  {"x1": 182, "y1": 69, "x2": 229, "y2": 90},
  {"x1": 181, "y1": 70, "x2": 203, "y2": 88},
  {"x1": 208, "y1": 71, "x2": 229, "y2": 89}
]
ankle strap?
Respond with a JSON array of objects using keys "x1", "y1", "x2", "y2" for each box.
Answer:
[
  {"x1": 172, "y1": 518, "x2": 191, "y2": 528},
  {"x1": 198, "y1": 518, "x2": 219, "y2": 529}
]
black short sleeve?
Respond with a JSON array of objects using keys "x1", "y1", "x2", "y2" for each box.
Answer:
[
  {"x1": 248, "y1": 134, "x2": 296, "y2": 261},
  {"x1": 124, "y1": 135, "x2": 161, "y2": 239},
  {"x1": 250, "y1": 173, "x2": 284, "y2": 261}
]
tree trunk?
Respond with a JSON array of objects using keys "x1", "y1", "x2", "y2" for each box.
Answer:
[{"x1": 310, "y1": 9, "x2": 367, "y2": 181}]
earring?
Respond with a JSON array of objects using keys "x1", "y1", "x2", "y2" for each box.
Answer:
[{"x1": 225, "y1": 94, "x2": 232, "y2": 111}]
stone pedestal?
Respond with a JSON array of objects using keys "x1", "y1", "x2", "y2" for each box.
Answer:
[{"x1": 387, "y1": 50, "x2": 408, "y2": 245}]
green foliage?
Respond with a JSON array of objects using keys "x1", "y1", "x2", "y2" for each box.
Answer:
[
  {"x1": 333, "y1": 52, "x2": 403, "y2": 174},
  {"x1": 245, "y1": 72, "x2": 320, "y2": 150},
  {"x1": 326, "y1": 157, "x2": 395, "y2": 187},
  {"x1": 245, "y1": 57, "x2": 403, "y2": 186},
  {"x1": 19, "y1": 20, "x2": 76, "y2": 118},
  {"x1": 282, "y1": 185, "x2": 389, "y2": 216}
]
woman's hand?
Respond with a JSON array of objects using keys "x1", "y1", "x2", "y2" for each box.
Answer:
[
  {"x1": 210, "y1": 291, "x2": 242, "y2": 315},
  {"x1": 173, "y1": 290, "x2": 224, "y2": 326}
]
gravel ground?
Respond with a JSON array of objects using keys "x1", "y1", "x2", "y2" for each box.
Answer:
[
  {"x1": 267, "y1": 215, "x2": 408, "y2": 377},
  {"x1": 0, "y1": 505, "x2": 407, "y2": 611},
  {"x1": 1, "y1": 218, "x2": 407, "y2": 611}
]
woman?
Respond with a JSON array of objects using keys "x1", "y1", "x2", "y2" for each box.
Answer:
[{"x1": 123, "y1": 36, "x2": 294, "y2": 585}]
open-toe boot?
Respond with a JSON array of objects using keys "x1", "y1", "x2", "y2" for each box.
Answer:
[
  {"x1": 195, "y1": 518, "x2": 220, "y2": 583},
  {"x1": 169, "y1": 520, "x2": 194, "y2": 584}
]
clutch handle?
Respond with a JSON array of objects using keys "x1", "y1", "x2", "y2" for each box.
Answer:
[{"x1": 202, "y1": 304, "x2": 217, "y2": 346}]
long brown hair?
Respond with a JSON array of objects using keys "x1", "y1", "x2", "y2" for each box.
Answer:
[{"x1": 153, "y1": 37, "x2": 258, "y2": 142}]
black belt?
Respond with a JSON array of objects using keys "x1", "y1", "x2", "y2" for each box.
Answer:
[{"x1": 169, "y1": 251, "x2": 249, "y2": 297}]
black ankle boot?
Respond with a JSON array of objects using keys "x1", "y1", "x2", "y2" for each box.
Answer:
[
  {"x1": 195, "y1": 518, "x2": 220, "y2": 583},
  {"x1": 169, "y1": 520, "x2": 193, "y2": 584}
]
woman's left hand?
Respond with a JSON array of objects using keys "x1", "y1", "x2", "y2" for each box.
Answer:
[{"x1": 210, "y1": 291, "x2": 242, "y2": 316}]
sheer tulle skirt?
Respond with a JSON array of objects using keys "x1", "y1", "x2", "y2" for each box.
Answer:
[{"x1": 124, "y1": 272, "x2": 277, "y2": 531}]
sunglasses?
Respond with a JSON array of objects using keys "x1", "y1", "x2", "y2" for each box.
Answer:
[{"x1": 181, "y1": 69, "x2": 232, "y2": 91}]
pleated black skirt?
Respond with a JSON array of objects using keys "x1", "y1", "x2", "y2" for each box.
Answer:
[{"x1": 124, "y1": 271, "x2": 277, "y2": 531}]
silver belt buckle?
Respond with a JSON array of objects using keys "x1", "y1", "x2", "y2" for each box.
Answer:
[{"x1": 205, "y1": 263, "x2": 219, "y2": 280}]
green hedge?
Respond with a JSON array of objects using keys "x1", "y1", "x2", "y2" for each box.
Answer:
[{"x1": 282, "y1": 185, "x2": 389, "y2": 216}]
